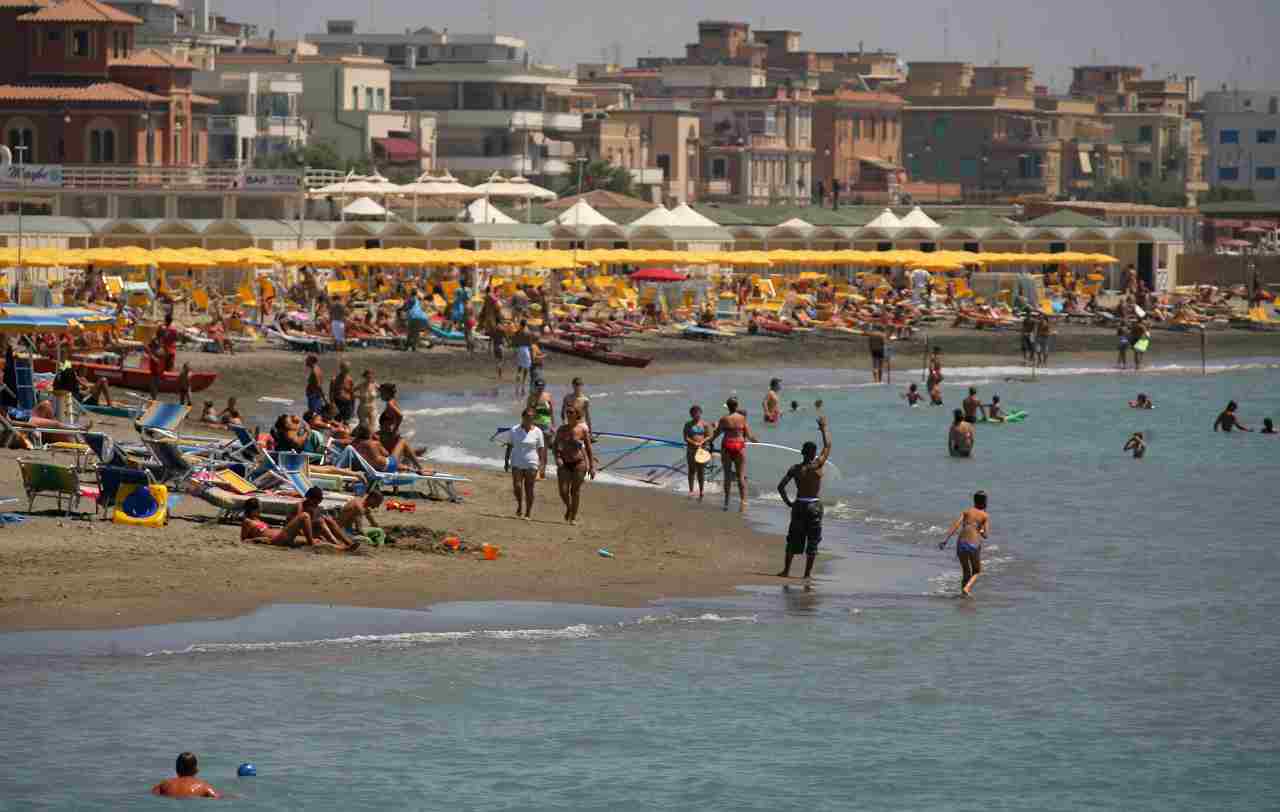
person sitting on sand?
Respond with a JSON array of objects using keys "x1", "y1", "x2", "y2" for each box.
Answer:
[
  {"x1": 1130, "y1": 393, "x2": 1154, "y2": 409},
  {"x1": 1124, "y1": 432, "x2": 1147, "y2": 459},
  {"x1": 241, "y1": 496, "x2": 319, "y2": 547},
  {"x1": 218, "y1": 397, "x2": 242, "y2": 427},
  {"x1": 949, "y1": 409, "x2": 975, "y2": 458},
  {"x1": 53, "y1": 361, "x2": 112, "y2": 410},
  {"x1": 199, "y1": 400, "x2": 217, "y2": 424},
  {"x1": 152, "y1": 752, "x2": 220, "y2": 799},
  {"x1": 335, "y1": 490, "x2": 385, "y2": 544},
  {"x1": 292, "y1": 487, "x2": 358, "y2": 551}
]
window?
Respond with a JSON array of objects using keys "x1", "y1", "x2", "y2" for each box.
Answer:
[
  {"x1": 375, "y1": 88, "x2": 385, "y2": 111},
  {"x1": 1220, "y1": 129, "x2": 1239, "y2": 144},
  {"x1": 47, "y1": 28, "x2": 61, "y2": 42},
  {"x1": 1138, "y1": 125, "x2": 1153, "y2": 143},
  {"x1": 711, "y1": 157, "x2": 727, "y2": 180},
  {"x1": 71, "y1": 29, "x2": 91, "y2": 58},
  {"x1": 33, "y1": 29, "x2": 41, "y2": 57},
  {"x1": 365, "y1": 88, "x2": 374, "y2": 110},
  {"x1": 1138, "y1": 161, "x2": 1152, "y2": 179},
  {"x1": 351, "y1": 87, "x2": 359, "y2": 109},
  {"x1": 7, "y1": 128, "x2": 33, "y2": 152},
  {"x1": 1218, "y1": 166, "x2": 1240, "y2": 181},
  {"x1": 89, "y1": 129, "x2": 114, "y2": 162},
  {"x1": 1258, "y1": 129, "x2": 1277, "y2": 144},
  {"x1": 655, "y1": 153, "x2": 670, "y2": 177},
  {"x1": 1257, "y1": 167, "x2": 1278, "y2": 182}
]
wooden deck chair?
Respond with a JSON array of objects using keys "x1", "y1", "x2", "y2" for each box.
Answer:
[{"x1": 18, "y1": 458, "x2": 83, "y2": 516}]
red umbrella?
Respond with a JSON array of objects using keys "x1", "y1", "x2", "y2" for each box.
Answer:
[{"x1": 630, "y1": 268, "x2": 688, "y2": 282}]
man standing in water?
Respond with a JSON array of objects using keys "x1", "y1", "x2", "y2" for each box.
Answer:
[
  {"x1": 561, "y1": 376, "x2": 593, "y2": 433},
  {"x1": 710, "y1": 397, "x2": 755, "y2": 512},
  {"x1": 151, "y1": 752, "x2": 220, "y2": 799},
  {"x1": 939, "y1": 490, "x2": 989, "y2": 596},
  {"x1": 763, "y1": 378, "x2": 782, "y2": 424},
  {"x1": 962, "y1": 387, "x2": 985, "y2": 423},
  {"x1": 949, "y1": 409, "x2": 975, "y2": 457},
  {"x1": 1214, "y1": 401, "x2": 1252, "y2": 432},
  {"x1": 868, "y1": 332, "x2": 886, "y2": 383},
  {"x1": 775, "y1": 415, "x2": 832, "y2": 580}
]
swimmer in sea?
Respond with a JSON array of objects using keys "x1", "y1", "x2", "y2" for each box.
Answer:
[
  {"x1": 710, "y1": 397, "x2": 756, "y2": 512},
  {"x1": 1124, "y1": 432, "x2": 1147, "y2": 458},
  {"x1": 763, "y1": 378, "x2": 782, "y2": 424},
  {"x1": 984, "y1": 395, "x2": 1006, "y2": 422},
  {"x1": 1263, "y1": 418, "x2": 1277, "y2": 435},
  {"x1": 775, "y1": 415, "x2": 832, "y2": 580},
  {"x1": 903, "y1": 383, "x2": 922, "y2": 406},
  {"x1": 790, "y1": 400, "x2": 800, "y2": 413},
  {"x1": 683, "y1": 404, "x2": 711, "y2": 501},
  {"x1": 1129, "y1": 393, "x2": 1154, "y2": 409},
  {"x1": 939, "y1": 490, "x2": 989, "y2": 596},
  {"x1": 948, "y1": 409, "x2": 975, "y2": 457},
  {"x1": 1213, "y1": 401, "x2": 1252, "y2": 432},
  {"x1": 929, "y1": 381, "x2": 944, "y2": 406},
  {"x1": 151, "y1": 752, "x2": 221, "y2": 799},
  {"x1": 962, "y1": 386, "x2": 985, "y2": 423}
]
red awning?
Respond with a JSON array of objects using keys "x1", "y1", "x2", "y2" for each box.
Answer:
[
  {"x1": 630, "y1": 268, "x2": 688, "y2": 283},
  {"x1": 373, "y1": 137, "x2": 423, "y2": 163}
]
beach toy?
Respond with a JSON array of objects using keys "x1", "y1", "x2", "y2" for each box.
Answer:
[
  {"x1": 365, "y1": 527, "x2": 386, "y2": 546},
  {"x1": 112, "y1": 483, "x2": 168, "y2": 527},
  {"x1": 443, "y1": 535, "x2": 462, "y2": 551},
  {"x1": 385, "y1": 499, "x2": 416, "y2": 513},
  {"x1": 693, "y1": 448, "x2": 712, "y2": 464},
  {"x1": 597, "y1": 548, "x2": 615, "y2": 558},
  {"x1": 482, "y1": 543, "x2": 500, "y2": 560},
  {"x1": 237, "y1": 763, "x2": 257, "y2": 777}
]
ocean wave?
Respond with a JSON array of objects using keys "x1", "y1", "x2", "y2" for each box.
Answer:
[
  {"x1": 148, "y1": 624, "x2": 598, "y2": 656},
  {"x1": 625, "y1": 388, "x2": 685, "y2": 396},
  {"x1": 634, "y1": 612, "x2": 759, "y2": 625},
  {"x1": 404, "y1": 403, "x2": 509, "y2": 417},
  {"x1": 942, "y1": 360, "x2": 1280, "y2": 380}
]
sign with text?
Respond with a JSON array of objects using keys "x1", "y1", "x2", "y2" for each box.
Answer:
[
  {"x1": 240, "y1": 171, "x2": 304, "y2": 189},
  {"x1": 0, "y1": 163, "x2": 64, "y2": 188}
]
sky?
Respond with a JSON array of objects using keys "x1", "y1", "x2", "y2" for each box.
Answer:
[{"x1": 221, "y1": 0, "x2": 1278, "y2": 94}]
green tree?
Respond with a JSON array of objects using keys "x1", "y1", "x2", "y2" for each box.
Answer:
[{"x1": 555, "y1": 159, "x2": 635, "y2": 197}]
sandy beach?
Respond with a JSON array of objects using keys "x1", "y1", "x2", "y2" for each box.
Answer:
[{"x1": 2, "y1": 326, "x2": 1278, "y2": 633}]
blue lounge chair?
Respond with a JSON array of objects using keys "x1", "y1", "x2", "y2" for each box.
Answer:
[{"x1": 334, "y1": 445, "x2": 469, "y2": 502}]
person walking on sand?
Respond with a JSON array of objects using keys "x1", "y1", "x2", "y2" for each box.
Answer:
[
  {"x1": 330, "y1": 360, "x2": 355, "y2": 424},
  {"x1": 869, "y1": 331, "x2": 886, "y2": 383},
  {"x1": 710, "y1": 397, "x2": 756, "y2": 512},
  {"x1": 939, "y1": 490, "x2": 989, "y2": 596},
  {"x1": 1214, "y1": 401, "x2": 1252, "y2": 432},
  {"x1": 553, "y1": 405, "x2": 595, "y2": 525},
  {"x1": 1124, "y1": 432, "x2": 1147, "y2": 458},
  {"x1": 684, "y1": 404, "x2": 712, "y2": 500},
  {"x1": 356, "y1": 369, "x2": 378, "y2": 433},
  {"x1": 949, "y1": 409, "x2": 975, "y2": 457},
  {"x1": 512, "y1": 320, "x2": 534, "y2": 394},
  {"x1": 763, "y1": 378, "x2": 782, "y2": 424},
  {"x1": 330, "y1": 295, "x2": 348, "y2": 352},
  {"x1": 775, "y1": 415, "x2": 832, "y2": 580},
  {"x1": 304, "y1": 354, "x2": 326, "y2": 414},
  {"x1": 151, "y1": 752, "x2": 220, "y2": 799},
  {"x1": 505, "y1": 407, "x2": 547, "y2": 520}
]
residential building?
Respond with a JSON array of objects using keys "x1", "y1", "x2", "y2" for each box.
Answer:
[
  {"x1": 1201, "y1": 89, "x2": 1280, "y2": 201},
  {"x1": 1069, "y1": 65, "x2": 1145, "y2": 110},
  {"x1": 308, "y1": 20, "x2": 579, "y2": 179},
  {"x1": 0, "y1": 0, "x2": 213, "y2": 166},
  {"x1": 812, "y1": 90, "x2": 903, "y2": 203},
  {"x1": 193, "y1": 66, "x2": 308, "y2": 164},
  {"x1": 696, "y1": 85, "x2": 814, "y2": 205},
  {"x1": 973, "y1": 66, "x2": 1034, "y2": 98},
  {"x1": 903, "y1": 62, "x2": 975, "y2": 97},
  {"x1": 208, "y1": 53, "x2": 436, "y2": 171},
  {"x1": 1104, "y1": 110, "x2": 1206, "y2": 197},
  {"x1": 611, "y1": 105, "x2": 701, "y2": 203}
]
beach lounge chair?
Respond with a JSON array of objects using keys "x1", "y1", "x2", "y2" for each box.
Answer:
[
  {"x1": 268, "y1": 326, "x2": 335, "y2": 353},
  {"x1": 18, "y1": 458, "x2": 83, "y2": 516},
  {"x1": 334, "y1": 445, "x2": 469, "y2": 502},
  {"x1": 95, "y1": 465, "x2": 158, "y2": 520}
]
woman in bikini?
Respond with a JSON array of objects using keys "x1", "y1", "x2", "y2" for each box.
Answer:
[
  {"x1": 376, "y1": 382, "x2": 424, "y2": 473},
  {"x1": 711, "y1": 397, "x2": 755, "y2": 512},
  {"x1": 939, "y1": 490, "x2": 989, "y2": 595},
  {"x1": 553, "y1": 405, "x2": 595, "y2": 525},
  {"x1": 683, "y1": 404, "x2": 711, "y2": 501},
  {"x1": 356, "y1": 369, "x2": 378, "y2": 432},
  {"x1": 240, "y1": 497, "x2": 317, "y2": 547}
]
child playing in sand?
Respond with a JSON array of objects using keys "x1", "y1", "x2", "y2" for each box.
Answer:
[
  {"x1": 218, "y1": 397, "x2": 242, "y2": 427},
  {"x1": 199, "y1": 400, "x2": 217, "y2": 424}
]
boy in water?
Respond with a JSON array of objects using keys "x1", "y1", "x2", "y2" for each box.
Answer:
[
  {"x1": 903, "y1": 383, "x2": 922, "y2": 406},
  {"x1": 939, "y1": 491, "x2": 989, "y2": 596},
  {"x1": 1124, "y1": 432, "x2": 1147, "y2": 458},
  {"x1": 775, "y1": 416, "x2": 832, "y2": 580}
]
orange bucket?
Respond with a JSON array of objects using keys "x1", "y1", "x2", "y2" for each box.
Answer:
[{"x1": 482, "y1": 544, "x2": 500, "y2": 560}]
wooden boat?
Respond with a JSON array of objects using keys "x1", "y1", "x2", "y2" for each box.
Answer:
[
  {"x1": 33, "y1": 358, "x2": 217, "y2": 394},
  {"x1": 541, "y1": 337, "x2": 652, "y2": 368}
]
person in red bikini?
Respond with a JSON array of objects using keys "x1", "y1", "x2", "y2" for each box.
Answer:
[
  {"x1": 711, "y1": 397, "x2": 756, "y2": 512},
  {"x1": 240, "y1": 497, "x2": 316, "y2": 547}
]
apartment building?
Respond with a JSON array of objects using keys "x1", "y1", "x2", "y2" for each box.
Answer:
[
  {"x1": 696, "y1": 86, "x2": 814, "y2": 205},
  {"x1": 812, "y1": 90, "x2": 903, "y2": 202},
  {"x1": 611, "y1": 104, "x2": 701, "y2": 204},
  {"x1": 1202, "y1": 90, "x2": 1280, "y2": 201},
  {"x1": 193, "y1": 67, "x2": 308, "y2": 164},
  {"x1": 309, "y1": 21, "x2": 580, "y2": 179}
]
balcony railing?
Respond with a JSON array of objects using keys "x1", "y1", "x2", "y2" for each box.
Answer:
[{"x1": 51, "y1": 165, "x2": 342, "y2": 192}]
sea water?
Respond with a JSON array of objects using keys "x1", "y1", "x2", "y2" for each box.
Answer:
[{"x1": 2, "y1": 362, "x2": 1279, "y2": 809}]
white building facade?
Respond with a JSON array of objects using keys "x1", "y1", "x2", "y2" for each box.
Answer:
[{"x1": 1202, "y1": 90, "x2": 1280, "y2": 201}]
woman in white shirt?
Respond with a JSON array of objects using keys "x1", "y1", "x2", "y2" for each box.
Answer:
[{"x1": 504, "y1": 408, "x2": 547, "y2": 520}]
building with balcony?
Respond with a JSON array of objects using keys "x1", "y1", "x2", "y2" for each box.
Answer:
[
  {"x1": 193, "y1": 67, "x2": 307, "y2": 164},
  {"x1": 1202, "y1": 90, "x2": 1280, "y2": 202},
  {"x1": 0, "y1": 0, "x2": 214, "y2": 169},
  {"x1": 611, "y1": 106, "x2": 700, "y2": 204},
  {"x1": 307, "y1": 20, "x2": 578, "y2": 179},
  {"x1": 205, "y1": 53, "x2": 436, "y2": 171},
  {"x1": 695, "y1": 86, "x2": 814, "y2": 205},
  {"x1": 812, "y1": 91, "x2": 903, "y2": 203}
]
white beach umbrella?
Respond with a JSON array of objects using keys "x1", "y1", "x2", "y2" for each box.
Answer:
[
  {"x1": 543, "y1": 199, "x2": 616, "y2": 227},
  {"x1": 668, "y1": 202, "x2": 722, "y2": 228},
  {"x1": 865, "y1": 207, "x2": 903, "y2": 229},
  {"x1": 342, "y1": 196, "x2": 388, "y2": 217},
  {"x1": 899, "y1": 206, "x2": 940, "y2": 229},
  {"x1": 459, "y1": 198, "x2": 518, "y2": 224},
  {"x1": 630, "y1": 206, "x2": 678, "y2": 227}
]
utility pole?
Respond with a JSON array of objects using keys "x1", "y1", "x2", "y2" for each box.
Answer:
[{"x1": 15, "y1": 145, "x2": 26, "y2": 290}]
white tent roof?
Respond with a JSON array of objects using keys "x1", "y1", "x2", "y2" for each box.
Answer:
[
  {"x1": 544, "y1": 199, "x2": 616, "y2": 227},
  {"x1": 460, "y1": 198, "x2": 518, "y2": 224},
  {"x1": 899, "y1": 206, "x2": 940, "y2": 229},
  {"x1": 629, "y1": 206, "x2": 678, "y2": 227},
  {"x1": 669, "y1": 203, "x2": 721, "y2": 228},
  {"x1": 311, "y1": 172, "x2": 402, "y2": 196},
  {"x1": 400, "y1": 171, "x2": 483, "y2": 200},
  {"x1": 776, "y1": 217, "x2": 814, "y2": 230},
  {"x1": 342, "y1": 196, "x2": 387, "y2": 217},
  {"x1": 864, "y1": 207, "x2": 902, "y2": 228},
  {"x1": 472, "y1": 173, "x2": 557, "y2": 200}
]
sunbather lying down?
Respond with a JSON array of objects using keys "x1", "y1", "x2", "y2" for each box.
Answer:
[
  {"x1": 352, "y1": 425, "x2": 424, "y2": 474},
  {"x1": 1, "y1": 410, "x2": 90, "y2": 449}
]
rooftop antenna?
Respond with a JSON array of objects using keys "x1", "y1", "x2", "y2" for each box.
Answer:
[
  {"x1": 942, "y1": 8, "x2": 950, "y2": 60},
  {"x1": 994, "y1": 32, "x2": 1002, "y2": 66},
  {"x1": 612, "y1": 40, "x2": 621, "y2": 66},
  {"x1": 488, "y1": 0, "x2": 497, "y2": 35}
]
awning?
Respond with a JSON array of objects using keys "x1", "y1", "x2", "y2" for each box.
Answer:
[
  {"x1": 1078, "y1": 148, "x2": 1093, "y2": 175},
  {"x1": 859, "y1": 157, "x2": 898, "y2": 171},
  {"x1": 372, "y1": 137, "x2": 424, "y2": 163}
]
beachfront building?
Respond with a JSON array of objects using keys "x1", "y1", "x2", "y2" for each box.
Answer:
[
  {"x1": 307, "y1": 21, "x2": 580, "y2": 181},
  {"x1": 203, "y1": 53, "x2": 437, "y2": 172},
  {"x1": 610, "y1": 105, "x2": 702, "y2": 205},
  {"x1": 0, "y1": 0, "x2": 215, "y2": 167},
  {"x1": 694, "y1": 86, "x2": 815, "y2": 206},
  {"x1": 193, "y1": 66, "x2": 308, "y2": 165},
  {"x1": 1201, "y1": 90, "x2": 1280, "y2": 202},
  {"x1": 812, "y1": 90, "x2": 904, "y2": 204},
  {"x1": 101, "y1": 0, "x2": 246, "y2": 53}
]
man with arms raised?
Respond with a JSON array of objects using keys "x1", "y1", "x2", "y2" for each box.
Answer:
[{"x1": 776, "y1": 415, "x2": 832, "y2": 580}]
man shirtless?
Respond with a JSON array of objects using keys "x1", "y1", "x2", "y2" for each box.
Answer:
[
  {"x1": 335, "y1": 490, "x2": 384, "y2": 542},
  {"x1": 962, "y1": 387, "x2": 985, "y2": 423},
  {"x1": 949, "y1": 409, "x2": 975, "y2": 457},
  {"x1": 1214, "y1": 401, "x2": 1252, "y2": 432},
  {"x1": 560, "y1": 376, "x2": 593, "y2": 433},
  {"x1": 775, "y1": 415, "x2": 832, "y2": 579},
  {"x1": 151, "y1": 752, "x2": 220, "y2": 799},
  {"x1": 710, "y1": 397, "x2": 756, "y2": 512},
  {"x1": 762, "y1": 378, "x2": 782, "y2": 424}
]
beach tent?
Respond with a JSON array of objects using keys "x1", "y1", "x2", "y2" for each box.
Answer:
[
  {"x1": 460, "y1": 198, "x2": 518, "y2": 224},
  {"x1": 544, "y1": 200, "x2": 617, "y2": 227},
  {"x1": 669, "y1": 203, "x2": 721, "y2": 228},
  {"x1": 864, "y1": 208, "x2": 903, "y2": 229},
  {"x1": 899, "y1": 206, "x2": 940, "y2": 229},
  {"x1": 776, "y1": 217, "x2": 814, "y2": 230},
  {"x1": 630, "y1": 207, "x2": 679, "y2": 227},
  {"x1": 343, "y1": 197, "x2": 388, "y2": 218}
]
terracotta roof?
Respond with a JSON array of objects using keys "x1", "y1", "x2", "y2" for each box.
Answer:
[
  {"x1": 110, "y1": 48, "x2": 194, "y2": 70},
  {"x1": 0, "y1": 0, "x2": 47, "y2": 8},
  {"x1": 0, "y1": 82, "x2": 166, "y2": 103},
  {"x1": 18, "y1": 0, "x2": 141, "y2": 23}
]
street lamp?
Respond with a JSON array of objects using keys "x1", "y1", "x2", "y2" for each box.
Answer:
[{"x1": 14, "y1": 145, "x2": 26, "y2": 284}]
